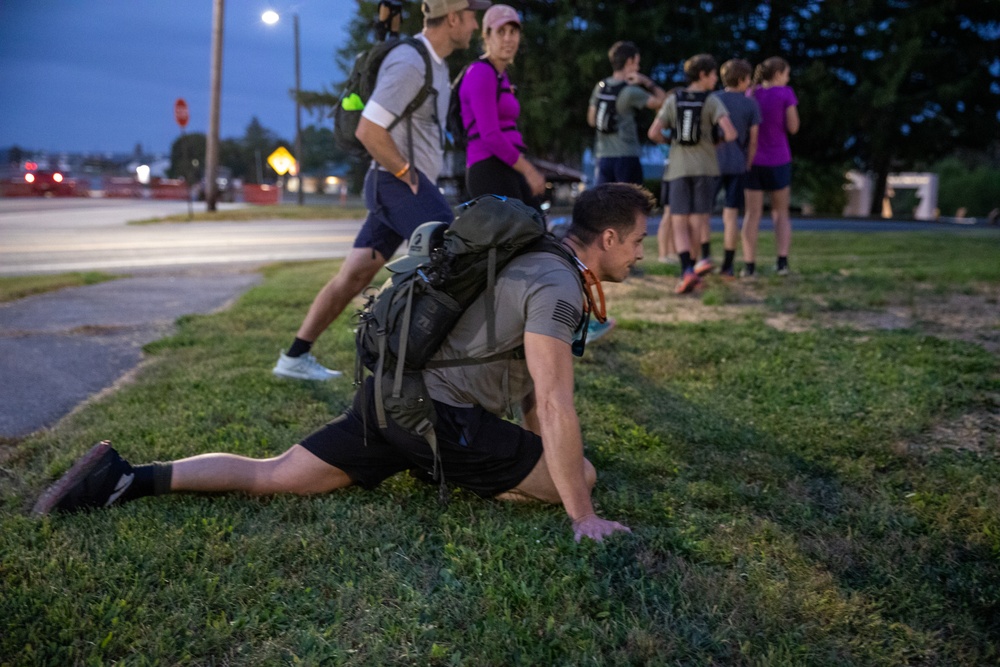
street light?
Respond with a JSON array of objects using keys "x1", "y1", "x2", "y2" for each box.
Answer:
[{"x1": 262, "y1": 9, "x2": 304, "y2": 205}]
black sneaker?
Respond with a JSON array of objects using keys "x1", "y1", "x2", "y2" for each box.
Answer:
[{"x1": 32, "y1": 441, "x2": 136, "y2": 516}]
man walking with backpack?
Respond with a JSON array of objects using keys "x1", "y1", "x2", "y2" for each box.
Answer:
[
  {"x1": 272, "y1": 0, "x2": 490, "y2": 381},
  {"x1": 34, "y1": 184, "x2": 654, "y2": 545}
]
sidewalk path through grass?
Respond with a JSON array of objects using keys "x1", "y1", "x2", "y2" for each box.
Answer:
[{"x1": 0, "y1": 269, "x2": 261, "y2": 437}]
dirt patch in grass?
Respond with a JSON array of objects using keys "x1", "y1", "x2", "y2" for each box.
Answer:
[
  {"x1": 609, "y1": 274, "x2": 1000, "y2": 353},
  {"x1": 894, "y1": 400, "x2": 1000, "y2": 456},
  {"x1": 605, "y1": 274, "x2": 767, "y2": 324}
]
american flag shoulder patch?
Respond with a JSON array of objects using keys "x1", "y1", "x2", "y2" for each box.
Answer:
[{"x1": 552, "y1": 299, "x2": 581, "y2": 329}]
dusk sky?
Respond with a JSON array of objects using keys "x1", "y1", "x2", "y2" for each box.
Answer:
[{"x1": 0, "y1": 1, "x2": 356, "y2": 156}]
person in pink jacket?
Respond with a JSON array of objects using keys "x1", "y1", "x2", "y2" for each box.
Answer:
[
  {"x1": 742, "y1": 56, "x2": 800, "y2": 277},
  {"x1": 458, "y1": 4, "x2": 546, "y2": 209}
]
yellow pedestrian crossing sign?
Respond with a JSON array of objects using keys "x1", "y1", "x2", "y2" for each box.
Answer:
[{"x1": 267, "y1": 146, "x2": 296, "y2": 175}]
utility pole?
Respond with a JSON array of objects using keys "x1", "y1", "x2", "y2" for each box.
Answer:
[{"x1": 205, "y1": 0, "x2": 225, "y2": 212}]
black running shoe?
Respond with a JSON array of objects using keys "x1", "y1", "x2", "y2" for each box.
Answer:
[{"x1": 32, "y1": 441, "x2": 136, "y2": 516}]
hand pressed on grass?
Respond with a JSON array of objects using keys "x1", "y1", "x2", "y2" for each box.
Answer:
[{"x1": 572, "y1": 513, "x2": 632, "y2": 543}]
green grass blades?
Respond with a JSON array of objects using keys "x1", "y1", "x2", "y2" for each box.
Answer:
[
  {"x1": 127, "y1": 204, "x2": 369, "y2": 225},
  {"x1": 3, "y1": 230, "x2": 1000, "y2": 665},
  {"x1": 0, "y1": 271, "x2": 118, "y2": 303}
]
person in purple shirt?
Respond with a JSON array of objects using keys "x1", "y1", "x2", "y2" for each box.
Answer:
[
  {"x1": 742, "y1": 56, "x2": 800, "y2": 277},
  {"x1": 458, "y1": 4, "x2": 546, "y2": 208}
]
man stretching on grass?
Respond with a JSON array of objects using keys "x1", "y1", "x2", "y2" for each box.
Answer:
[{"x1": 33, "y1": 184, "x2": 653, "y2": 544}]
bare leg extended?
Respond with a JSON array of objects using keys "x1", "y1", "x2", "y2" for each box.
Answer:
[
  {"x1": 657, "y1": 207, "x2": 674, "y2": 260},
  {"x1": 170, "y1": 444, "x2": 352, "y2": 496},
  {"x1": 722, "y1": 206, "x2": 739, "y2": 253},
  {"x1": 295, "y1": 247, "x2": 387, "y2": 343},
  {"x1": 496, "y1": 455, "x2": 597, "y2": 504},
  {"x1": 742, "y1": 190, "x2": 765, "y2": 265},
  {"x1": 771, "y1": 186, "x2": 792, "y2": 259},
  {"x1": 672, "y1": 213, "x2": 692, "y2": 255}
]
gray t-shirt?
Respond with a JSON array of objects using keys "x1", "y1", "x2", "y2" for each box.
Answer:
[
  {"x1": 589, "y1": 78, "x2": 652, "y2": 159},
  {"x1": 367, "y1": 34, "x2": 451, "y2": 182},
  {"x1": 712, "y1": 91, "x2": 761, "y2": 175},
  {"x1": 424, "y1": 252, "x2": 583, "y2": 417}
]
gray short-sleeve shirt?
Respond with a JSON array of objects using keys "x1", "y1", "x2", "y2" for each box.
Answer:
[
  {"x1": 589, "y1": 78, "x2": 652, "y2": 159},
  {"x1": 365, "y1": 34, "x2": 451, "y2": 182},
  {"x1": 423, "y1": 252, "x2": 583, "y2": 417}
]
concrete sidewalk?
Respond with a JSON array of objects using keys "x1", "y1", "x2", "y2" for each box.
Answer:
[{"x1": 0, "y1": 269, "x2": 262, "y2": 438}]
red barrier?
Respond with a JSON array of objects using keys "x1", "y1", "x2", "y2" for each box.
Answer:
[
  {"x1": 104, "y1": 177, "x2": 142, "y2": 198},
  {"x1": 243, "y1": 184, "x2": 281, "y2": 205},
  {"x1": 151, "y1": 180, "x2": 189, "y2": 200}
]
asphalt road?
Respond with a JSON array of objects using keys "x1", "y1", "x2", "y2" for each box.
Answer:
[
  {"x1": 0, "y1": 198, "x2": 365, "y2": 437},
  {"x1": 0, "y1": 198, "x2": 364, "y2": 276}
]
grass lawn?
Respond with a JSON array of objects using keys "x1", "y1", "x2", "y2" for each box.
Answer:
[
  {"x1": 128, "y1": 204, "x2": 370, "y2": 225},
  {"x1": 2, "y1": 229, "x2": 999, "y2": 665},
  {"x1": 0, "y1": 271, "x2": 119, "y2": 304}
]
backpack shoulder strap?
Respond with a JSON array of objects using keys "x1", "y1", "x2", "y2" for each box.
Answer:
[
  {"x1": 385, "y1": 37, "x2": 436, "y2": 132},
  {"x1": 482, "y1": 58, "x2": 505, "y2": 101}
]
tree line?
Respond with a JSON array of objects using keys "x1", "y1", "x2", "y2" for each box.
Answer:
[
  {"x1": 312, "y1": 0, "x2": 998, "y2": 215},
  {"x1": 177, "y1": 2, "x2": 998, "y2": 215}
]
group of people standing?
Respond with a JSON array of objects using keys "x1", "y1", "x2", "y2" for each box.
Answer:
[{"x1": 588, "y1": 43, "x2": 800, "y2": 293}]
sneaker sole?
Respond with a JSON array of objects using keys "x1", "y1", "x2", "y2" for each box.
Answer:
[
  {"x1": 32, "y1": 441, "x2": 112, "y2": 517},
  {"x1": 694, "y1": 264, "x2": 714, "y2": 276},
  {"x1": 675, "y1": 277, "x2": 701, "y2": 294},
  {"x1": 272, "y1": 368, "x2": 343, "y2": 381}
]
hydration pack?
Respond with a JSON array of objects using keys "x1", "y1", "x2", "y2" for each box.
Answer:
[
  {"x1": 674, "y1": 90, "x2": 708, "y2": 146},
  {"x1": 594, "y1": 80, "x2": 627, "y2": 134}
]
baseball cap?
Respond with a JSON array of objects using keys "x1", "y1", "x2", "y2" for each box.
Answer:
[
  {"x1": 385, "y1": 221, "x2": 449, "y2": 273},
  {"x1": 421, "y1": 0, "x2": 491, "y2": 19},
  {"x1": 482, "y1": 4, "x2": 520, "y2": 32}
]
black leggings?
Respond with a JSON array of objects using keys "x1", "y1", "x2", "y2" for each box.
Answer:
[{"x1": 466, "y1": 156, "x2": 544, "y2": 212}]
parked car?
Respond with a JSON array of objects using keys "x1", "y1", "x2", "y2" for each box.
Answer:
[{"x1": 23, "y1": 170, "x2": 77, "y2": 197}]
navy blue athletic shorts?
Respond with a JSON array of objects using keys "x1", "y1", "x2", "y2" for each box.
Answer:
[
  {"x1": 356, "y1": 167, "x2": 454, "y2": 261},
  {"x1": 746, "y1": 163, "x2": 792, "y2": 192},
  {"x1": 716, "y1": 173, "x2": 747, "y2": 210},
  {"x1": 300, "y1": 377, "x2": 544, "y2": 497},
  {"x1": 594, "y1": 156, "x2": 644, "y2": 187}
]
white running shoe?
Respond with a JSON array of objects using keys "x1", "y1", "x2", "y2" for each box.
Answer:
[{"x1": 272, "y1": 352, "x2": 342, "y2": 381}]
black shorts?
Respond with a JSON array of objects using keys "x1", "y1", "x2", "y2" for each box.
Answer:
[
  {"x1": 746, "y1": 163, "x2": 792, "y2": 191},
  {"x1": 466, "y1": 156, "x2": 544, "y2": 212},
  {"x1": 300, "y1": 378, "x2": 543, "y2": 497},
  {"x1": 659, "y1": 180, "x2": 670, "y2": 208}
]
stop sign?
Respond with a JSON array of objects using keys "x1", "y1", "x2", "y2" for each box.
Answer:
[{"x1": 174, "y1": 98, "x2": 190, "y2": 128}]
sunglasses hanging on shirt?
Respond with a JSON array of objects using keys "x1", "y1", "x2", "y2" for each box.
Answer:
[{"x1": 569, "y1": 254, "x2": 607, "y2": 357}]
